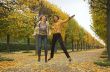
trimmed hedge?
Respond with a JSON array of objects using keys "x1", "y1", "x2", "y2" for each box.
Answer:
[
  {"x1": 0, "y1": 43, "x2": 61, "y2": 52},
  {"x1": 94, "y1": 60, "x2": 110, "y2": 67},
  {"x1": 0, "y1": 43, "x2": 35, "y2": 52},
  {"x1": 0, "y1": 57, "x2": 14, "y2": 61}
]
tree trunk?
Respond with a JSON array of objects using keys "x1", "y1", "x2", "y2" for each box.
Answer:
[
  {"x1": 84, "y1": 42, "x2": 86, "y2": 50},
  {"x1": 81, "y1": 40, "x2": 83, "y2": 50},
  {"x1": 85, "y1": 43, "x2": 88, "y2": 50},
  {"x1": 27, "y1": 37, "x2": 30, "y2": 51},
  {"x1": 6, "y1": 34, "x2": 10, "y2": 52},
  {"x1": 64, "y1": 35, "x2": 67, "y2": 46},
  {"x1": 75, "y1": 41, "x2": 77, "y2": 51},
  {"x1": 72, "y1": 39, "x2": 74, "y2": 52},
  {"x1": 79, "y1": 42, "x2": 81, "y2": 50},
  {"x1": 107, "y1": 0, "x2": 110, "y2": 60},
  {"x1": 77, "y1": 40, "x2": 79, "y2": 51},
  {"x1": 83, "y1": 41, "x2": 85, "y2": 50}
]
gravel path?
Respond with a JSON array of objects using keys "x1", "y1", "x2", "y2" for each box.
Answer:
[{"x1": 0, "y1": 49, "x2": 110, "y2": 72}]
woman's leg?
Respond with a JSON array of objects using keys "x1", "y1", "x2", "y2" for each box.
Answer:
[
  {"x1": 38, "y1": 35, "x2": 42, "y2": 62},
  {"x1": 44, "y1": 35, "x2": 48, "y2": 62},
  {"x1": 58, "y1": 34, "x2": 71, "y2": 61},
  {"x1": 48, "y1": 34, "x2": 58, "y2": 60}
]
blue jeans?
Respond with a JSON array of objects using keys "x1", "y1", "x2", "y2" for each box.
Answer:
[
  {"x1": 37, "y1": 35, "x2": 48, "y2": 61},
  {"x1": 38, "y1": 35, "x2": 48, "y2": 51}
]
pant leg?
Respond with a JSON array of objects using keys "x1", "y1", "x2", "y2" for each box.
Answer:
[
  {"x1": 38, "y1": 35, "x2": 42, "y2": 58},
  {"x1": 50, "y1": 34, "x2": 58, "y2": 58},
  {"x1": 58, "y1": 34, "x2": 70, "y2": 58},
  {"x1": 43, "y1": 35, "x2": 48, "y2": 61}
]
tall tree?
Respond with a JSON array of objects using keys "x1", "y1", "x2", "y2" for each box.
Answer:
[{"x1": 89, "y1": 0, "x2": 110, "y2": 60}]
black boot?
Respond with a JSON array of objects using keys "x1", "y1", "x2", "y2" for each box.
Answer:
[
  {"x1": 48, "y1": 57, "x2": 52, "y2": 61},
  {"x1": 45, "y1": 50, "x2": 48, "y2": 63},
  {"x1": 38, "y1": 50, "x2": 41, "y2": 62},
  {"x1": 45, "y1": 56, "x2": 47, "y2": 63},
  {"x1": 38, "y1": 56, "x2": 40, "y2": 62},
  {"x1": 68, "y1": 57, "x2": 72, "y2": 62}
]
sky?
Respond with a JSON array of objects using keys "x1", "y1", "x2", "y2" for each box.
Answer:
[{"x1": 48, "y1": 0, "x2": 105, "y2": 45}]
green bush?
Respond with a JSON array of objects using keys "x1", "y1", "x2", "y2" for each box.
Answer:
[
  {"x1": 0, "y1": 43, "x2": 35, "y2": 52},
  {"x1": 100, "y1": 55, "x2": 108, "y2": 58},
  {"x1": 94, "y1": 60, "x2": 110, "y2": 66},
  {"x1": 95, "y1": 50, "x2": 110, "y2": 67},
  {"x1": 0, "y1": 43, "x2": 73, "y2": 52},
  {"x1": 22, "y1": 51, "x2": 33, "y2": 53},
  {"x1": 102, "y1": 50, "x2": 107, "y2": 55},
  {"x1": 0, "y1": 57, "x2": 14, "y2": 61}
]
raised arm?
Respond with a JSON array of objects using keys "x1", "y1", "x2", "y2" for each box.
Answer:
[{"x1": 61, "y1": 15, "x2": 75, "y2": 24}]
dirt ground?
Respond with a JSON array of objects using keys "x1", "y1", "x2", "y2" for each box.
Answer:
[{"x1": 0, "y1": 49, "x2": 110, "y2": 72}]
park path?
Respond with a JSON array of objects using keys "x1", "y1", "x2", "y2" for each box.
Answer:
[{"x1": 0, "y1": 48, "x2": 110, "y2": 72}]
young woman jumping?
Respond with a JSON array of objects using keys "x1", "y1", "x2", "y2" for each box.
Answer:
[
  {"x1": 48, "y1": 15, "x2": 75, "y2": 62},
  {"x1": 33, "y1": 15, "x2": 49, "y2": 63}
]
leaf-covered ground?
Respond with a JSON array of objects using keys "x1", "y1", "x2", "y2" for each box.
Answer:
[{"x1": 0, "y1": 49, "x2": 110, "y2": 72}]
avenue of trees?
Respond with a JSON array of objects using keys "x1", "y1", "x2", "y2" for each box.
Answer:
[{"x1": 0, "y1": 0, "x2": 103, "y2": 53}]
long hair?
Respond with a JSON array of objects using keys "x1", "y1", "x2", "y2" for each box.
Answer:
[
  {"x1": 39, "y1": 15, "x2": 47, "y2": 21},
  {"x1": 53, "y1": 15, "x2": 60, "y2": 22},
  {"x1": 53, "y1": 15, "x2": 60, "y2": 20}
]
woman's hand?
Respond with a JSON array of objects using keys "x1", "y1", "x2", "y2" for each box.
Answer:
[
  {"x1": 69, "y1": 15, "x2": 75, "y2": 19},
  {"x1": 32, "y1": 34, "x2": 36, "y2": 36},
  {"x1": 61, "y1": 15, "x2": 75, "y2": 23}
]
